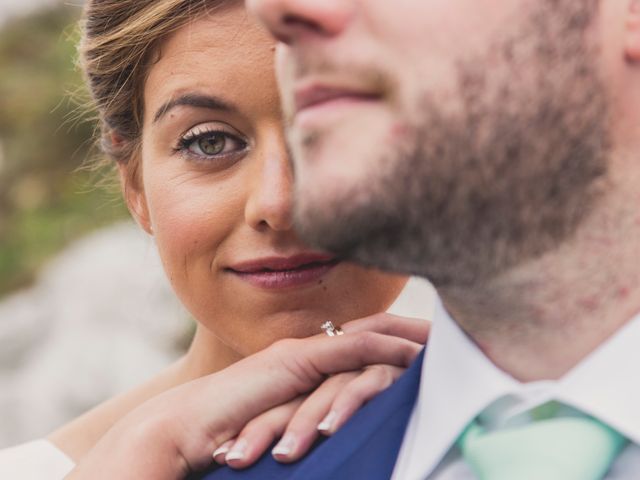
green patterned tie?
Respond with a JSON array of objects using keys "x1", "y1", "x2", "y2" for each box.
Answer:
[{"x1": 457, "y1": 405, "x2": 627, "y2": 480}]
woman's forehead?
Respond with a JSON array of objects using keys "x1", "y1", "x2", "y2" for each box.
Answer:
[{"x1": 144, "y1": 4, "x2": 278, "y2": 117}]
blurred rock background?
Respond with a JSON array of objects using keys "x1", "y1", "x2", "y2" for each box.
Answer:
[{"x1": 0, "y1": 1, "x2": 190, "y2": 447}]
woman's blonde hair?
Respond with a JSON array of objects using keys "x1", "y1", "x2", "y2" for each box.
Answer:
[{"x1": 80, "y1": 0, "x2": 226, "y2": 181}]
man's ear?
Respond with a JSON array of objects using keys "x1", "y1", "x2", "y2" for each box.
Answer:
[
  {"x1": 117, "y1": 162, "x2": 153, "y2": 235},
  {"x1": 625, "y1": 0, "x2": 640, "y2": 61}
]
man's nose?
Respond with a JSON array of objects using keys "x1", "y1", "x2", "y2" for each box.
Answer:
[{"x1": 247, "y1": 0, "x2": 353, "y2": 44}]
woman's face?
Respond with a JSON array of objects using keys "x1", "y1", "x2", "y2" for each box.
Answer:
[{"x1": 131, "y1": 2, "x2": 408, "y2": 356}]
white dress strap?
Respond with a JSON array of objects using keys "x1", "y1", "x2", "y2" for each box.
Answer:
[{"x1": 0, "y1": 439, "x2": 75, "y2": 479}]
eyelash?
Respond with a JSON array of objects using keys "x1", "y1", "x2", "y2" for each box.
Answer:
[{"x1": 174, "y1": 126, "x2": 248, "y2": 162}]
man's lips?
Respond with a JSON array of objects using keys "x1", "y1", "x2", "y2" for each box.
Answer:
[
  {"x1": 226, "y1": 254, "x2": 341, "y2": 290},
  {"x1": 294, "y1": 84, "x2": 380, "y2": 117}
]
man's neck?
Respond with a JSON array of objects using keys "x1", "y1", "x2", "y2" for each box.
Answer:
[{"x1": 439, "y1": 169, "x2": 640, "y2": 382}]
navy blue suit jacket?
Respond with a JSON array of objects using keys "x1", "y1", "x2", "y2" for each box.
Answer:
[{"x1": 193, "y1": 348, "x2": 425, "y2": 480}]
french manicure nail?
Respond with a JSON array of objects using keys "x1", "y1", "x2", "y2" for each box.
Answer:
[
  {"x1": 272, "y1": 433, "x2": 297, "y2": 458},
  {"x1": 213, "y1": 444, "x2": 230, "y2": 461},
  {"x1": 318, "y1": 410, "x2": 338, "y2": 433},
  {"x1": 226, "y1": 439, "x2": 248, "y2": 462}
]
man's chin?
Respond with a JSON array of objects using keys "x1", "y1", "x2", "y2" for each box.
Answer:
[
  {"x1": 292, "y1": 167, "x2": 406, "y2": 270},
  {"x1": 289, "y1": 110, "x2": 421, "y2": 271},
  {"x1": 293, "y1": 174, "x2": 365, "y2": 250},
  {"x1": 289, "y1": 102, "x2": 401, "y2": 168},
  {"x1": 293, "y1": 200, "x2": 418, "y2": 277}
]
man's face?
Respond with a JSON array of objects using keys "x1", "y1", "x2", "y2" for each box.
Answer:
[{"x1": 250, "y1": 0, "x2": 609, "y2": 287}]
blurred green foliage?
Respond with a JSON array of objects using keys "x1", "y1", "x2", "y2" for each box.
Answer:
[{"x1": 0, "y1": 5, "x2": 128, "y2": 295}]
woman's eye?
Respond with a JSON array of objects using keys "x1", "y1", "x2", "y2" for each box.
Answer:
[
  {"x1": 194, "y1": 132, "x2": 227, "y2": 156},
  {"x1": 179, "y1": 130, "x2": 247, "y2": 159}
]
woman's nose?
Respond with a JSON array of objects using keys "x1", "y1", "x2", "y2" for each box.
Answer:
[
  {"x1": 244, "y1": 147, "x2": 295, "y2": 233},
  {"x1": 247, "y1": 0, "x2": 353, "y2": 44}
]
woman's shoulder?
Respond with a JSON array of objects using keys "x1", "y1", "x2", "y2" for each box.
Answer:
[{"x1": 0, "y1": 439, "x2": 75, "y2": 479}]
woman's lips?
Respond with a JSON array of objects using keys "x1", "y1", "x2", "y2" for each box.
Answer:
[{"x1": 227, "y1": 255, "x2": 341, "y2": 290}]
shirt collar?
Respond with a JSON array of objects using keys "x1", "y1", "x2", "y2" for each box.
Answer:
[
  {"x1": 554, "y1": 311, "x2": 640, "y2": 445},
  {"x1": 402, "y1": 295, "x2": 640, "y2": 478}
]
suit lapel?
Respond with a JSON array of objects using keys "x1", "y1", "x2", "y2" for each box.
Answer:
[{"x1": 290, "y1": 347, "x2": 424, "y2": 480}]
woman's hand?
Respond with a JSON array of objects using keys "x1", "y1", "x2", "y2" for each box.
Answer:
[
  {"x1": 216, "y1": 314, "x2": 428, "y2": 468},
  {"x1": 66, "y1": 314, "x2": 429, "y2": 479},
  {"x1": 214, "y1": 366, "x2": 407, "y2": 468}
]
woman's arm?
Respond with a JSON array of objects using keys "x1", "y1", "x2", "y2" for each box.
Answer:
[{"x1": 66, "y1": 314, "x2": 428, "y2": 479}]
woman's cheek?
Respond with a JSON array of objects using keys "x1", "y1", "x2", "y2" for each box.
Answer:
[{"x1": 148, "y1": 182, "x2": 237, "y2": 298}]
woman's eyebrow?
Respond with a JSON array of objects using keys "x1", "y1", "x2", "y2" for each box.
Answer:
[{"x1": 153, "y1": 93, "x2": 237, "y2": 124}]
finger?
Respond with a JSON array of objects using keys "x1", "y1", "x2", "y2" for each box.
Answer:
[
  {"x1": 270, "y1": 331, "x2": 422, "y2": 391},
  {"x1": 203, "y1": 332, "x2": 422, "y2": 443},
  {"x1": 340, "y1": 313, "x2": 430, "y2": 345},
  {"x1": 319, "y1": 365, "x2": 405, "y2": 435},
  {"x1": 270, "y1": 372, "x2": 359, "y2": 463},
  {"x1": 213, "y1": 439, "x2": 235, "y2": 465},
  {"x1": 225, "y1": 397, "x2": 305, "y2": 469}
]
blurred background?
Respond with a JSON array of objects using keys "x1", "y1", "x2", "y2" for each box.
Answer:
[{"x1": 0, "y1": 0, "x2": 191, "y2": 447}]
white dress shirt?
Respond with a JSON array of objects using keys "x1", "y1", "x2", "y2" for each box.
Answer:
[{"x1": 392, "y1": 298, "x2": 640, "y2": 480}]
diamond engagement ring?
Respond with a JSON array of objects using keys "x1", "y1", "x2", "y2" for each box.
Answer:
[{"x1": 321, "y1": 321, "x2": 344, "y2": 337}]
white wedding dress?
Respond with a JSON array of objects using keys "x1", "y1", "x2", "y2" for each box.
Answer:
[{"x1": 0, "y1": 440, "x2": 74, "y2": 479}]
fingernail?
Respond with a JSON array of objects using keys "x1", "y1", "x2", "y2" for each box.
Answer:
[
  {"x1": 272, "y1": 433, "x2": 297, "y2": 458},
  {"x1": 226, "y1": 439, "x2": 248, "y2": 462},
  {"x1": 213, "y1": 444, "x2": 230, "y2": 462},
  {"x1": 318, "y1": 410, "x2": 338, "y2": 434}
]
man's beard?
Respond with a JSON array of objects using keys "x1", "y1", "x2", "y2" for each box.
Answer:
[{"x1": 293, "y1": 1, "x2": 609, "y2": 288}]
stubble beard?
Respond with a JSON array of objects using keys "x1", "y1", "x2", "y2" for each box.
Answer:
[{"x1": 293, "y1": 1, "x2": 609, "y2": 288}]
